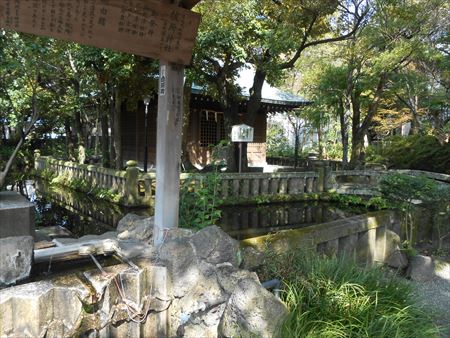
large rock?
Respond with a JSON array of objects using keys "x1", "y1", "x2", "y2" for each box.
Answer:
[
  {"x1": 407, "y1": 255, "x2": 435, "y2": 282},
  {"x1": 219, "y1": 278, "x2": 288, "y2": 338},
  {"x1": 177, "y1": 303, "x2": 227, "y2": 338},
  {"x1": 159, "y1": 226, "x2": 258, "y2": 336},
  {"x1": 384, "y1": 230, "x2": 408, "y2": 269},
  {"x1": 0, "y1": 236, "x2": 33, "y2": 287},
  {"x1": 173, "y1": 265, "x2": 259, "y2": 338},
  {"x1": 240, "y1": 246, "x2": 265, "y2": 271},
  {"x1": 117, "y1": 213, "x2": 154, "y2": 242},
  {"x1": 386, "y1": 249, "x2": 408, "y2": 269},
  {"x1": 190, "y1": 225, "x2": 240, "y2": 267}
]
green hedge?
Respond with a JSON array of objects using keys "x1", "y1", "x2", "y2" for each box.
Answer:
[{"x1": 366, "y1": 135, "x2": 450, "y2": 174}]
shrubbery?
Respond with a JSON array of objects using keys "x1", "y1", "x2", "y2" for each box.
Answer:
[
  {"x1": 178, "y1": 171, "x2": 223, "y2": 230},
  {"x1": 366, "y1": 135, "x2": 450, "y2": 174},
  {"x1": 261, "y1": 250, "x2": 441, "y2": 337},
  {"x1": 46, "y1": 171, "x2": 120, "y2": 203}
]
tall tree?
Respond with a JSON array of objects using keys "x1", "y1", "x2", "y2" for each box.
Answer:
[{"x1": 192, "y1": 0, "x2": 368, "y2": 170}]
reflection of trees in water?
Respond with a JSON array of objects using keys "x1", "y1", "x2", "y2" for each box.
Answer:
[
  {"x1": 32, "y1": 179, "x2": 152, "y2": 237},
  {"x1": 220, "y1": 202, "x2": 357, "y2": 240}
]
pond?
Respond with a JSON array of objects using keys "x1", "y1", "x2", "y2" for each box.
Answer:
[
  {"x1": 219, "y1": 203, "x2": 357, "y2": 240},
  {"x1": 16, "y1": 179, "x2": 450, "y2": 258},
  {"x1": 26, "y1": 179, "x2": 360, "y2": 241}
]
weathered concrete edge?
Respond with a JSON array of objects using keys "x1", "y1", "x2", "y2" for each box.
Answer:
[{"x1": 242, "y1": 210, "x2": 395, "y2": 252}]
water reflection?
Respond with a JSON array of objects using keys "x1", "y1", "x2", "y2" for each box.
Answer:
[
  {"x1": 219, "y1": 202, "x2": 358, "y2": 240},
  {"x1": 29, "y1": 180, "x2": 152, "y2": 238}
]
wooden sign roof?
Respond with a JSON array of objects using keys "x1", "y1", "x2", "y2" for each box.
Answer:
[{"x1": 0, "y1": 0, "x2": 201, "y2": 65}]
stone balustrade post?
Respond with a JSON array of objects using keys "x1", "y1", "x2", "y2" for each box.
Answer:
[
  {"x1": 124, "y1": 160, "x2": 139, "y2": 206},
  {"x1": 323, "y1": 163, "x2": 332, "y2": 191},
  {"x1": 34, "y1": 149, "x2": 41, "y2": 171},
  {"x1": 315, "y1": 161, "x2": 325, "y2": 193}
]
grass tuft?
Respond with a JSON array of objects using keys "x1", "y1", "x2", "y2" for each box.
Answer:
[{"x1": 261, "y1": 250, "x2": 441, "y2": 338}]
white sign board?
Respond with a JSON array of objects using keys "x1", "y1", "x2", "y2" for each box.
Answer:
[{"x1": 231, "y1": 124, "x2": 254, "y2": 143}]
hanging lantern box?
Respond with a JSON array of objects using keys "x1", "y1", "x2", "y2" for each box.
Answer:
[{"x1": 231, "y1": 124, "x2": 254, "y2": 143}]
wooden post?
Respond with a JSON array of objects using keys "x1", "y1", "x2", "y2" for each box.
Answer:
[{"x1": 154, "y1": 60, "x2": 184, "y2": 246}]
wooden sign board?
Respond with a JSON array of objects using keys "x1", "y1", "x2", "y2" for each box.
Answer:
[{"x1": 0, "y1": 0, "x2": 201, "y2": 65}]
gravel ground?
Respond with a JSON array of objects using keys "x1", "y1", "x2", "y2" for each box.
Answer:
[{"x1": 411, "y1": 259, "x2": 450, "y2": 338}]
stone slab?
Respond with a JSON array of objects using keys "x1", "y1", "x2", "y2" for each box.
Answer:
[{"x1": 0, "y1": 191, "x2": 35, "y2": 238}]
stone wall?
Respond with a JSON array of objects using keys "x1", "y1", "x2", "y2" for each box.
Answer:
[{"x1": 242, "y1": 210, "x2": 402, "y2": 265}]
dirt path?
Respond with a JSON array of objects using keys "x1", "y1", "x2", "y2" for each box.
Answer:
[{"x1": 411, "y1": 259, "x2": 450, "y2": 337}]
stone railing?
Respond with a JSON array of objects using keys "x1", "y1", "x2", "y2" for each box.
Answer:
[
  {"x1": 35, "y1": 153, "x2": 448, "y2": 206},
  {"x1": 34, "y1": 153, "x2": 148, "y2": 207},
  {"x1": 329, "y1": 169, "x2": 450, "y2": 195},
  {"x1": 35, "y1": 154, "x2": 324, "y2": 207},
  {"x1": 181, "y1": 171, "x2": 321, "y2": 200}
]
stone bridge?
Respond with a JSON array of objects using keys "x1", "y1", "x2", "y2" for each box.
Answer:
[{"x1": 329, "y1": 169, "x2": 450, "y2": 196}]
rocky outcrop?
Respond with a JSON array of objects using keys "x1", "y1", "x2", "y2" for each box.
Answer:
[
  {"x1": 386, "y1": 249, "x2": 409, "y2": 269},
  {"x1": 116, "y1": 213, "x2": 154, "y2": 242},
  {"x1": 1, "y1": 224, "x2": 287, "y2": 338},
  {"x1": 407, "y1": 255, "x2": 436, "y2": 282},
  {"x1": 384, "y1": 230, "x2": 408, "y2": 269},
  {"x1": 240, "y1": 246, "x2": 265, "y2": 271},
  {"x1": 219, "y1": 278, "x2": 288, "y2": 338},
  {"x1": 159, "y1": 225, "x2": 287, "y2": 337},
  {"x1": 0, "y1": 236, "x2": 33, "y2": 287}
]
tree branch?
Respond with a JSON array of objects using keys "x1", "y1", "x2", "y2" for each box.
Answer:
[{"x1": 281, "y1": 2, "x2": 368, "y2": 70}]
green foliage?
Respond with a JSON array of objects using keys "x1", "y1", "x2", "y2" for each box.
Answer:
[
  {"x1": 48, "y1": 171, "x2": 120, "y2": 203},
  {"x1": 380, "y1": 173, "x2": 450, "y2": 249},
  {"x1": 366, "y1": 196, "x2": 389, "y2": 210},
  {"x1": 366, "y1": 135, "x2": 450, "y2": 174},
  {"x1": 261, "y1": 250, "x2": 440, "y2": 338},
  {"x1": 179, "y1": 171, "x2": 223, "y2": 230},
  {"x1": 93, "y1": 188, "x2": 121, "y2": 204},
  {"x1": 40, "y1": 168, "x2": 57, "y2": 181},
  {"x1": 266, "y1": 122, "x2": 294, "y2": 157},
  {"x1": 327, "y1": 192, "x2": 389, "y2": 211}
]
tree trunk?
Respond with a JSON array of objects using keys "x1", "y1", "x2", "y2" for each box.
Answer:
[
  {"x1": 241, "y1": 68, "x2": 267, "y2": 171},
  {"x1": 100, "y1": 107, "x2": 110, "y2": 167},
  {"x1": 108, "y1": 89, "x2": 116, "y2": 168},
  {"x1": 294, "y1": 123, "x2": 300, "y2": 168},
  {"x1": 409, "y1": 95, "x2": 421, "y2": 134},
  {"x1": 338, "y1": 98, "x2": 349, "y2": 168},
  {"x1": 181, "y1": 80, "x2": 195, "y2": 171},
  {"x1": 113, "y1": 89, "x2": 123, "y2": 169},
  {"x1": 64, "y1": 121, "x2": 76, "y2": 161},
  {"x1": 245, "y1": 68, "x2": 266, "y2": 126},
  {"x1": 71, "y1": 80, "x2": 86, "y2": 164},
  {"x1": 317, "y1": 123, "x2": 323, "y2": 160},
  {"x1": 218, "y1": 87, "x2": 239, "y2": 172},
  {"x1": 350, "y1": 72, "x2": 387, "y2": 168}
]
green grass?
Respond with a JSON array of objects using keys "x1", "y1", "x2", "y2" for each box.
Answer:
[{"x1": 261, "y1": 250, "x2": 441, "y2": 338}]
